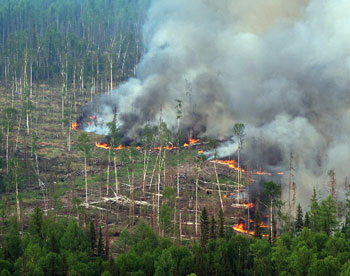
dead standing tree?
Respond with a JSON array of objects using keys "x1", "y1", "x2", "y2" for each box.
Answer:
[
  {"x1": 233, "y1": 123, "x2": 245, "y2": 204},
  {"x1": 328, "y1": 169, "x2": 336, "y2": 201},
  {"x1": 194, "y1": 153, "x2": 207, "y2": 237},
  {"x1": 76, "y1": 132, "x2": 93, "y2": 205}
]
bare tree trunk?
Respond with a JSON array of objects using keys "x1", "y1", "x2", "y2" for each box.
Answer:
[
  {"x1": 15, "y1": 169, "x2": 20, "y2": 223},
  {"x1": 270, "y1": 199, "x2": 273, "y2": 242},
  {"x1": 121, "y1": 42, "x2": 130, "y2": 78},
  {"x1": 6, "y1": 130, "x2": 9, "y2": 174},
  {"x1": 84, "y1": 154, "x2": 88, "y2": 204},
  {"x1": 73, "y1": 64, "x2": 77, "y2": 112},
  {"x1": 214, "y1": 161, "x2": 224, "y2": 211},
  {"x1": 237, "y1": 141, "x2": 241, "y2": 204},
  {"x1": 179, "y1": 210, "x2": 182, "y2": 241},
  {"x1": 15, "y1": 114, "x2": 22, "y2": 151},
  {"x1": 157, "y1": 148, "x2": 163, "y2": 229},
  {"x1": 114, "y1": 154, "x2": 118, "y2": 196},
  {"x1": 106, "y1": 149, "x2": 110, "y2": 195},
  {"x1": 195, "y1": 164, "x2": 199, "y2": 237}
]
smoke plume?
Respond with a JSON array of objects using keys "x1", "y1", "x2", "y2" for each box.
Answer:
[{"x1": 85, "y1": 0, "x2": 350, "y2": 204}]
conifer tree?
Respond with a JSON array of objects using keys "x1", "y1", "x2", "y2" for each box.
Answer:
[
  {"x1": 218, "y1": 208, "x2": 225, "y2": 238},
  {"x1": 210, "y1": 216, "x2": 216, "y2": 240},
  {"x1": 97, "y1": 226, "x2": 104, "y2": 257},
  {"x1": 200, "y1": 208, "x2": 209, "y2": 249},
  {"x1": 304, "y1": 211, "x2": 310, "y2": 229},
  {"x1": 295, "y1": 203, "x2": 304, "y2": 233},
  {"x1": 87, "y1": 221, "x2": 96, "y2": 254},
  {"x1": 108, "y1": 256, "x2": 115, "y2": 276},
  {"x1": 309, "y1": 187, "x2": 320, "y2": 232}
]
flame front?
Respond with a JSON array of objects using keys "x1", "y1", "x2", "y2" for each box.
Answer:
[
  {"x1": 215, "y1": 160, "x2": 246, "y2": 173},
  {"x1": 233, "y1": 222, "x2": 255, "y2": 235},
  {"x1": 233, "y1": 221, "x2": 270, "y2": 236},
  {"x1": 95, "y1": 142, "x2": 124, "y2": 150},
  {"x1": 184, "y1": 138, "x2": 200, "y2": 147},
  {"x1": 255, "y1": 171, "x2": 272, "y2": 176},
  {"x1": 72, "y1": 122, "x2": 78, "y2": 130}
]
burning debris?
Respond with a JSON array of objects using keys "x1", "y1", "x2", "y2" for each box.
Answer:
[{"x1": 71, "y1": 121, "x2": 78, "y2": 130}]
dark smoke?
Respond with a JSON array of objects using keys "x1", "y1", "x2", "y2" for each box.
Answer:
[{"x1": 83, "y1": 0, "x2": 350, "y2": 206}]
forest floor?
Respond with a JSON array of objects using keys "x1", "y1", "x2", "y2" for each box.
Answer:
[{"x1": 0, "y1": 84, "x2": 254, "y2": 244}]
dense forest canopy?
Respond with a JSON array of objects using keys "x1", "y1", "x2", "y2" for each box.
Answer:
[{"x1": 0, "y1": 0, "x2": 150, "y2": 84}]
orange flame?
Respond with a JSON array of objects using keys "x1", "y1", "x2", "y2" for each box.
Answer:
[
  {"x1": 198, "y1": 150, "x2": 204, "y2": 154},
  {"x1": 215, "y1": 160, "x2": 246, "y2": 173},
  {"x1": 243, "y1": 202, "x2": 254, "y2": 208},
  {"x1": 277, "y1": 172, "x2": 284, "y2": 175},
  {"x1": 255, "y1": 171, "x2": 272, "y2": 176},
  {"x1": 184, "y1": 138, "x2": 200, "y2": 147},
  {"x1": 72, "y1": 122, "x2": 78, "y2": 130},
  {"x1": 233, "y1": 221, "x2": 270, "y2": 236},
  {"x1": 95, "y1": 138, "x2": 201, "y2": 151},
  {"x1": 95, "y1": 142, "x2": 125, "y2": 150},
  {"x1": 233, "y1": 222, "x2": 255, "y2": 235}
]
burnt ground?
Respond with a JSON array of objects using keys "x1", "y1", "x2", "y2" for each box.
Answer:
[{"x1": 0, "y1": 84, "x2": 267, "y2": 243}]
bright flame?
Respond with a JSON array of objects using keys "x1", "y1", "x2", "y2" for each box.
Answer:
[
  {"x1": 233, "y1": 221, "x2": 270, "y2": 236},
  {"x1": 94, "y1": 138, "x2": 201, "y2": 151},
  {"x1": 233, "y1": 222, "x2": 255, "y2": 235},
  {"x1": 72, "y1": 122, "x2": 78, "y2": 130},
  {"x1": 184, "y1": 138, "x2": 200, "y2": 147},
  {"x1": 277, "y1": 172, "x2": 284, "y2": 175},
  {"x1": 198, "y1": 150, "x2": 204, "y2": 154},
  {"x1": 243, "y1": 202, "x2": 254, "y2": 208},
  {"x1": 255, "y1": 171, "x2": 272, "y2": 176},
  {"x1": 215, "y1": 160, "x2": 246, "y2": 173},
  {"x1": 95, "y1": 142, "x2": 110, "y2": 149},
  {"x1": 95, "y1": 142, "x2": 125, "y2": 150}
]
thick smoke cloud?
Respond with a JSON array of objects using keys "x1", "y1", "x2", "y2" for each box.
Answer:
[{"x1": 86, "y1": 0, "x2": 350, "y2": 203}]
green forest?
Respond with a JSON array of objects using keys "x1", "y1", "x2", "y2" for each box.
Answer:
[
  {"x1": 0, "y1": 0, "x2": 350, "y2": 276},
  {"x1": 1, "y1": 194, "x2": 350, "y2": 276}
]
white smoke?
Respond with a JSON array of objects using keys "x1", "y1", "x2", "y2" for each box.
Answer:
[{"x1": 88, "y1": 0, "x2": 350, "y2": 204}]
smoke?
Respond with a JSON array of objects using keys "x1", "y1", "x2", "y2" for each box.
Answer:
[{"x1": 85, "y1": 0, "x2": 350, "y2": 204}]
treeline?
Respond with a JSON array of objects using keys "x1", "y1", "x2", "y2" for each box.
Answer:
[
  {"x1": 0, "y1": 0, "x2": 149, "y2": 94},
  {"x1": 1, "y1": 192, "x2": 350, "y2": 276}
]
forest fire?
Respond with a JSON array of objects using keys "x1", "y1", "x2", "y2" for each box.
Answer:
[
  {"x1": 71, "y1": 122, "x2": 79, "y2": 130},
  {"x1": 233, "y1": 221, "x2": 270, "y2": 236},
  {"x1": 214, "y1": 160, "x2": 246, "y2": 173},
  {"x1": 94, "y1": 138, "x2": 201, "y2": 151},
  {"x1": 242, "y1": 202, "x2": 254, "y2": 208},
  {"x1": 215, "y1": 159, "x2": 283, "y2": 176},
  {"x1": 233, "y1": 222, "x2": 255, "y2": 235},
  {"x1": 184, "y1": 138, "x2": 200, "y2": 147},
  {"x1": 255, "y1": 171, "x2": 272, "y2": 176},
  {"x1": 95, "y1": 142, "x2": 124, "y2": 150}
]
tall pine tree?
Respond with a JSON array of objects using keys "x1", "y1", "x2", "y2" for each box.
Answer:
[
  {"x1": 97, "y1": 226, "x2": 105, "y2": 257},
  {"x1": 295, "y1": 203, "x2": 304, "y2": 233},
  {"x1": 210, "y1": 216, "x2": 216, "y2": 240},
  {"x1": 218, "y1": 208, "x2": 225, "y2": 238},
  {"x1": 200, "y1": 208, "x2": 210, "y2": 249},
  {"x1": 304, "y1": 212, "x2": 310, "y2": 229}
]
